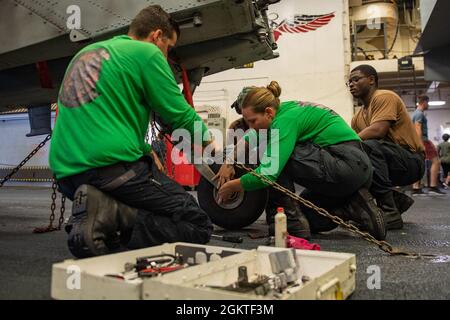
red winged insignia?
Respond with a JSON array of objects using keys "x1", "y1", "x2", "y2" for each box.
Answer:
[{"x1": 272, "y1": 12, "x2": 336, "y2": 42}]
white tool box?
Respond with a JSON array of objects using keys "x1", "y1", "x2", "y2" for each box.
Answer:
[{"x1": 51, "y1": 243, "x2": 356, "y2": 300}]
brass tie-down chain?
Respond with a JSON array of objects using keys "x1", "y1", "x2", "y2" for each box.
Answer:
[{"x1": 233, "y1": 162, "x2": 437, "y2": 259}]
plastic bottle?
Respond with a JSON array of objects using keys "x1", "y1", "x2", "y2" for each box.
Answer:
[{"x1": 275, "y1": 207, "x2": 287, "y2": 248}]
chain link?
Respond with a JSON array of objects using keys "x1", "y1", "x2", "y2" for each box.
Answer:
[
  {"x1": 148, "y1": 114, "x2": 178, "y2": 179},
  {"x1": 145, "y1": 128, "x2": 150, "y2": 144},
  {"x1": 59, "y1": 195, "x2": 66, "y2": 230},
  {"x1": 49, "y1": 180, "x2": 57, "y2": 227},
  {"x1": 0, "y1": 134, "x2": 51, "y2": 188},
  {"x1": 33, "y1": 179, "x2": 59, "y2": 233},
  {"x1": 233, "y1": 162, "x2": 437, "y2": 259},
  {"x1": 150, "y1": 119, "x2": 157, "y2": 146},
  {"x1": 160, "y1": 133, "x2": 173, "y2": 178},
  {"x1": 149, "y1": 117, "x2": 174, "y2": 177},
  {"x1": 0, "y1": 133, "x2": 64, "y2": 234}
]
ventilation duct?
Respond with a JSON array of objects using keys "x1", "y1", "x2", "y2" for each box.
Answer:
[{"x1": 351, "y1": 2, "x2": 399, "y2": 59}]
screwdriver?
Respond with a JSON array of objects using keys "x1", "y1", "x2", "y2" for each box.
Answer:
[{"x1": 211, "y1": 234, "x2": 243, "y2": 243}]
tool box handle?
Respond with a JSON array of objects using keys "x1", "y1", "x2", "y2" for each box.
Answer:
[{"x1": 316, "y1": 278, "x2": 343, "y2": 300}]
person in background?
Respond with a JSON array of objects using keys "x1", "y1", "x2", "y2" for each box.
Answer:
[
  {"x1": 438, "y1": 133, "x2": 450, "y2": 189},
  {"x1": 228, "y1": 88, "x2": 251, "y2": 134},
  {"x1": 349, "y1": 64, "x2": 424, "y2": 230},
  {"x1": 411, "y1": 95, "x2": 446, "y2": 196}
]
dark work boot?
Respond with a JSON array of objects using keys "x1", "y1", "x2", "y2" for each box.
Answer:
[
  {"x1": 376, "y1": 191, "x2": 403, "y2": 230},
  {"x1": 66, "y1": 185, "x2": 138, "y2": 258},
  {"x1": 332, "y1": 188, "x2": 386, "y2": 240},
  {"x1": 392, "y1": 189, "x2": 414, "y2": 215},
  {"x1": 267, "y1": 198, "x2": 311, "y2": 240}
]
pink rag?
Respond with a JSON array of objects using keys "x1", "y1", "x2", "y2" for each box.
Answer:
[{"x1": 286, "y1": 235, "x2": 321, "y2": 251}]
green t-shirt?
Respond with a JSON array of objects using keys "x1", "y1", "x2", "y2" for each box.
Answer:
[
  {"x1": 49, "y1": 35, "x2": 208, "y2": 179},
  {"x1": 240, "y1": 101, "x2": 361, "y2": 191}
]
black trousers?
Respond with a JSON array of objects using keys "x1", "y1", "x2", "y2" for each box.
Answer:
[
  {"x1": 266, "y1": 141, "x2": 373, "y2": 232},
  {"x1": 57, "y1": 157, "x2": 213, "y2": 249},
  {"x1": 362, "y1": 139, "x2": 425, "y2": 196},
  {"x1": 441, "y1": 163, "x2": 450, "y2": 178}
]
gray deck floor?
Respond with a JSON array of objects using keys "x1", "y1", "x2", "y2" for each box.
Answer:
[{"x1": 0, "y1": 186, "x2": 449, "y2": 300}]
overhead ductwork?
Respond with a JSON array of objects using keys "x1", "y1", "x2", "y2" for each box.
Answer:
[
  {"x1": 351, "y1": 1, "x2": 399, "y2": 59},
  {"x1": 352, "y1": 2, "x2": 398, "y2": 24}
]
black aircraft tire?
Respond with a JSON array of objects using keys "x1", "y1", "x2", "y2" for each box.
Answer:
[{"x1": 197, "y1": 164, "x2": 269, "y2": 230}]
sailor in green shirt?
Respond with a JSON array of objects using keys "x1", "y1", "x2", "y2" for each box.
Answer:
[
  {"x1": 217, "y1": 82, "x2": 386, "y2": 240},
  {"x1": 50, "y1": 6, "x2": 213, "y2": 258}
]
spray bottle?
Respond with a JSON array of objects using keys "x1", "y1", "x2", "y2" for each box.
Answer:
[{"x1": 275, "y1": 207, "x2": 287, "y2": 248}]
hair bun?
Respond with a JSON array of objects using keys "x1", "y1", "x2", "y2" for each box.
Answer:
[{"x1": 266, "y1": 81, "x2": 281, "y2": 98}]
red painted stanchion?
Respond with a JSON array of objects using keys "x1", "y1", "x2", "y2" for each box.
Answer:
[{"x1": 163, "y1": 64, "x2": 201, "y2": 187}]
